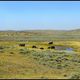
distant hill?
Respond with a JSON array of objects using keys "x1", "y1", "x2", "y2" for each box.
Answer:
[{"x1": 0, "y1": 29, "x2": 80, "y2": 41}]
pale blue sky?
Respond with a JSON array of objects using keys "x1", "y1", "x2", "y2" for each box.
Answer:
[{"x1": 0, "y1": 1, "x2": 80, "y2": 30}]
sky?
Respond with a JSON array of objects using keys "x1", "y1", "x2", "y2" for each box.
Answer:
[{"x1": 0, "y1": 1, "x2": 80, "y2": 30}]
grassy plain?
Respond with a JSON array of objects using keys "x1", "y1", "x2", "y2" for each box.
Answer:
[{"x1": 0, "y1": 30, "x2": 80, "y2": 79}]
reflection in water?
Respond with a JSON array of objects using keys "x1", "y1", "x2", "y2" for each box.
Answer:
[
  {"x1": 66, "y1": 48, "x2": 73, "y2": 51},
  {"x1": 55, "y1": 46, "x2": 73, "y2": 51}
]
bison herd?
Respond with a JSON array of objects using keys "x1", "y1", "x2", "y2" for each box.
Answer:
[{"x1": 19, "y1": 41, "x2": 55, "y2": 50}]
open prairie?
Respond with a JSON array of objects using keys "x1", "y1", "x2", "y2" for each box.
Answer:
[{"x1": 0, "y1": 30, "x2": 80, "y2": 79}]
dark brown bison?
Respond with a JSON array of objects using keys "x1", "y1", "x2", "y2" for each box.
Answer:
[
  {"x1": 48, "y1": 41, "x2": 53, "y2": 44},
  {"x1": 40, "y1": 47, "x2": 44, "y2": 50},
  {"x1": 50, "y1": 46, "x2": 55, "y2": 49},
  {"x1": 48, "y1": 46, "x2": 55, "y2": 49},
  {"x1": 32, "y1": 45, "x2": 37, "y2": 48},
  {"x1": 19, "y1": 44, "x2": 25, "y2": 47}
]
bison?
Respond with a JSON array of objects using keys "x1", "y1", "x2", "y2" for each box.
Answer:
[
  {"x1": 40, "y1": 47, "x2": 44, "y2": 50},
  {"x1": 32, "y1": 45, "x2": 37, "y2": 48},
  {"x1": 48, "y1": 41, "x2": 53, "y2": 44},
  {"x1": 19, "y1": 44, "x2": 25, "y2": 47},
  {"x1": 50, "y1": 46, "x2": 55, "y2": 49},
  {"x1": 48, "y1": 46, "x2": 55, "y2": 49}
]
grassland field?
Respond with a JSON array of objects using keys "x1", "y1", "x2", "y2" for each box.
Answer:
[{"x1": 0, "y1": 30, "x2": 80, "y2": 79}]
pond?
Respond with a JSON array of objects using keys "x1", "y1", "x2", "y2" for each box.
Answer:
[{"x1": 55, "y1": 46, "x2": 73, "y2": 51}]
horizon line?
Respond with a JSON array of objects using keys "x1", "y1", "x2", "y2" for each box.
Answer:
[{"x1": 0, "y1": 28, "x2": 80, "y2": 31}]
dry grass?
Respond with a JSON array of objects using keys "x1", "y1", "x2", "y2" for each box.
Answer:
[{"x1": 0, "y1": 41, "x2": 80, "y2": 79}]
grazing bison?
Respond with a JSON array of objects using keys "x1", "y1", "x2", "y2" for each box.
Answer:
[
  {"x1": 50, "y1": 46, "x2": 55, "y2": 49},
  {"x1": 32, "y1": 45, "x2": 37, "y2": 48},
  {"x1": 48, "y1": 46, "x2": 55, "y2": 49},
  {"x1": 40, "y1": 47, "x2": 44, "y2": 50},
  {"x1": 48, "y1": 41, "x2": 53, "y2": 44},
  {"x1": 19, "y1": 44, "x2": 25, "y2": 47}
]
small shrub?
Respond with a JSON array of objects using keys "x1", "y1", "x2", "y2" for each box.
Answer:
[
  {"x1": 10, "y1": 52, "x2": 14, "y2": 54},
  {"x1": 19, "y1": 49, "x2": 30, "y2": 55},
  {"x1": 70, "y1": 74, "x2": 80, "y2": 79},
  {"x1": 49, "y1": 55, "x2": 53, "y2": 58},
  {"x1": 48, "y1": 46, "x2": 51, "y2": 49},
  {"x1": 64, "y1": 74, "x2": 67, "y2": 77},
  {"x1": 0, "y1": 50, "x2": 4, "y2": 53},
  {"x1": 20, "y1": 48, "x2": 24, "y2": 51},
  {"x1": 50, "y1": 58, "x2": 53, "y2": 61},
  {"x1": 42, "y1": 63, "x2": 46, "y2": 66},
  {"x1": 41, "y1": 76, "x2": 48, "y2": 79},
  {"x1": 55, "y1": 59, "x2": 62, "y2": 63},
  {"x1": 0, "y1": 46, "x2": 4, "y2": 49},
  {"x1": 33, "y1": 57, "x2": 38, "y2": 60},
  {"x1": 57, "y1": 64, "x2": 62, "y2": 69}
]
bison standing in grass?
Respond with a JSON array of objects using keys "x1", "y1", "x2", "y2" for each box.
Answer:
[
  {"x1": 48, "y1": 46, "x2": 55, "y2": 49},
  {"x1": 19, "y1": 44, "x2": 25, "y2": 47},
  {"x1": 40, "y1": 47, "x2": 44, "y2": 50},
  {"x1": 32, "y1": 45, "x2": 37, "y2": 48},
  {"x1": 50, "y1": 46, "x2": 55, "y2": 49},
  {"x1": 48, "y1": 41, "x2": 53, "y2": 44}
]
